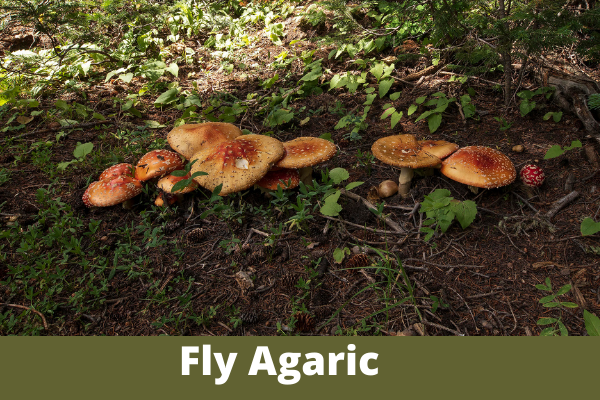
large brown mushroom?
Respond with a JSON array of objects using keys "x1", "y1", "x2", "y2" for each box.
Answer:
[
  {"x1": 275, "y1": 137, "x2": 337, "y2": 186},
  {"x1": 167, "y1": 122, "x2": 243, "y2": 159},
  {"x1": 189, "y1": 134, "x2": 284, "y2": 196},
  {"x1": 134, "y1": 150, "x2": 184, "y2": 182},
  {"x1": 440, "y1": 146, "x2": 516, "y2": 192},
  {"x1": 82, "y1": 176, "x2": 143, "y2": 208}
]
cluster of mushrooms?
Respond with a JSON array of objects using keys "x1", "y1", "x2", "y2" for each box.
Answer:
[
  {"x1": 82, "y1": 122, "x2": 337, "y2": 208},
  {"x1": 369, "y1": 134, "x2": 545, "y2": 199}
]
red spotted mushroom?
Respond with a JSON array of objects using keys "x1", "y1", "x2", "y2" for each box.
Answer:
[
  {"x1": 189, "y1": 134, "x2": 284, "y2": 196},
  {"x1": 256, "y1": 168, "x2": 300, "y2": 191},
  {"x1": 519, "y1": 164, "x2": 545, "y2": 199},
  {"x1": 440, "y1": 146, "x2": 516, "y2": 193},
  {"x1": 82, "y1": 176, "x2": 143, "y2": 208},
  {"x1": 134, "y1": 150, "x2": 184, "y2": 181},
  {"x1": 98, "y1": 163, "x2": 134, "y2": 181},
  {"x1": 275, "y1": 137, "x2": 337, "y2": 186},
  {"x1": 167, "y1": 122, "x2": 243, "y2": 159}
]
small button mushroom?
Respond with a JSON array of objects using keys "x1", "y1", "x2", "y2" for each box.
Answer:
[{"x1": 377, "y1": 180, "x2": 398, "y2": 198}]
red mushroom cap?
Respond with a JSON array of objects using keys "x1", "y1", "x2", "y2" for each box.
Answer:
[
  {"x1": 82, "y1": 176, "x2": 143, "y2": 207},
  {"x1": 520, "y1": 164, "x2": 545, "y2": 188},
  {"x1": 256, "y1": 168, "x2": 300, "y2": 190},
  {"x1": 98, "y1": 163, "x2": 134, "y2": 181},
  {"x1": 135, "y1": 150, "x2": 184, "y2": 181}
]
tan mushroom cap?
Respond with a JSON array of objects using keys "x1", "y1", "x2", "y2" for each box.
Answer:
[
  {"x1": 371, "y1": 134, "x2": 441, "y2": 168},
  {"x1": 440, "y1": 146, "x2": 516, "y2": 188},
  {"x1": 256, "y1": 168, "x2": 300, "y2": 190},
  {"x1": 99, "y1": 163, "x2": 134, "y2": 181},
  {"x1": 275, "y1": 137, "x2": 337, "y2": 169},
  {"x1": 418, "y1": 140, "x2": 459, "y2": 160},
  {"x1": 167, "y1": 122, "x2": 243, "y2": 159},
  {"x1": 82, "y1": 176, "x2": 143, "y2": 207},
  {"x1": 157, "y1": 172, "x2": 199, "y2": 194},
  {"x1": 190, "y1": 134, "x2": 284, "y2": 196},
  {"x1": 134, "y1": 150, "x2": 184, "y2": 181}
]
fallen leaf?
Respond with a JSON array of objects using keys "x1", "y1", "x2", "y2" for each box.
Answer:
[{"x1": 16, "y1": 116, "x2": 34, "y2": 124}]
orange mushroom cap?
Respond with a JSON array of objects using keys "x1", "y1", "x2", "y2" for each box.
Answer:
[
  {"x1": 134, "y1": 150, "x2": 184, "y2": 181},
  {"x1": 98, "y1": 163, "x2": 134, "y2": 181},
  {"x1": 82, "y1": 176, "x2": 143, "y2": 207},
  {"x1": 371, "y1": 134, "x2": 442, "y2": 169},
  {"x1": 275, "y1": 137, "x2": 337, "y2": 169},
  {"x1": 256, "y1": 168, "x2": 300, "y2": 190},
  {"x1": 157, "y1": 172, "x2": 199, "y2": 194},
  {"x1": 167, "y1": 122, "x2": 243, "y2": 159},
  {"x1": 417, "y1": 140, "x2": 459, "y2": 160},
  {"x1": 440, "y1": 146, "x2": 516, "y2": 188}
]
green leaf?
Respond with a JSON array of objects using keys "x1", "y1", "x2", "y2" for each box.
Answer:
[
  {"x1": 300, "y1": 67, "x2": 322, "y2": 82},
  {"x1": 379, "y1": 79, "x2": 394, "y2": 98},
  {"x1": 560, "y1": 302, "x2": 579, "y2": 308},
  {"x1": 519, "y1": 99, "x2": 536, "y2": 116},
  {"x1": 92, "y1": 112, "x2": 106, "y2": 120},
  {"x1": 543, "y1": 144, "x2": 565, "y2": 159},
  {"x1": 333, "y1": 248, "x2": 346, "y2": 264},
  {"x1": 581, "y1": 217, "x2": 600, "y2": 236},
  {"x1": 144, "y1": 120, "x2": 165, "y2": 129},
  {"x1": 320, "y1": 190, "x2": 342, "y2": 217},
  {"x1": 381, "y1": 107, "x2": 396, "y2": 119},
  {"x1": 537, "y1": 318, "x2": 558, "y2": 325},
  {"x1": 545, "y1": 277, "x2": 552, "y2": 290},
  {"x1": 73, "y1": 142, "x2": 93, "y2": 159},
  {"x1": 539, "y1": 294, "x2": 557, "y2": 304},
  {"x1": 370, "y1": 63, "x2": 384, "y2": 82},
  {"x1": 389, "y1": 92, "x2": 402, "y2": 101},
  {"x1": 543, "y1": 302, "x2": 560, "y2": 308},
  {"x1": 345, "y1": 181, "x2": 364, "y2": 190},
  {"x1": 556, "y1": 284, "x2": 572, "y2": 296},
  {"x1": 154, "y1": 88, "x2": 179, "y2": 105},
  {"x1": 79, "y1": 61, "x2": 91, "y2": 76},
  {"x1": 390, "y1": 111, "x2": 403, "y2": 129},
  {"x1": 584, "y1": 310, "x2": 600, "y2": 336},
  {"x1": 319, "y1": 132, "x2": 333, "y2": 142},
  {"x1": 329, "y1": 168, "x2": 350, "y2": 184},
  {"x1": 267, "y1": 108, "x2": 294, "y2": 126},
  {"x1": 165, "y1": 63, "x2": 179, "y2": 77},
  {"x1": 118, "y1": 73, "x2": 133, "y2": 83},
  {"x1": 540, "y1": 327, "x2": 558, "y2": 336},
  {"x1": 171, "y1": 178, "x2": 192, "y2": 193},
  {"x1": 364, "y1": 94, "x2": 377, "y2": 105},
  {"x1": 535, "y1": 284, "x2": 551, "y2": 291},
  {"x1": 407, "y1": 104, "x2": 418, "y2": 116},
  {"x1": 415, "y1": 96, "x2": 427, "y2": 104},
  {"x1": 451, "y1": 200, "x2": 477, "y2": 229},
  {"x1": 427, "y1": 113, "x2": 443, "y2": 133},
  {"x1": 557, "y1": 320, "x2": 568, "y2": 336},
  {"x1": 56, "y1": 161, "x2": 74, "y2": 171}
]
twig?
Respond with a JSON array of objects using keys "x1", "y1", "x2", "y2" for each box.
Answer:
[
  {"x1": 422, "y1": 320, "x2": 464, "y2": 336},
  {"x1": 466, "y1": 291, "x2": 501, "y2": 299},
  {"x1": 402, "y1": 258, "x2": 484, "y2": 269},
  {"x1": 511, "y1": 191, "x2": 538, "y2": 213},
  {"x1": 340, "y1": 189, "x2": 406, "y2": 233},
  {"x1": 319, "y1": 215, "x2": 407, "y2": 235},
  {"x1": 1, "y1": 303, "x2": 48, "y2": 329},
  {"x1": 546, "y1": 190, "x2": 579, "y2": 219}
]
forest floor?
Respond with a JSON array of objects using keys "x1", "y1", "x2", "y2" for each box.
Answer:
[{"x1": 1, "y1": 6, "x2": 599, "y2": 336}]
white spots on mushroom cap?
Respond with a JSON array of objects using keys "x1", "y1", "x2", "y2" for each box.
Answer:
[{"x1": 441, "y1": 146, "x2": 516, "y2": 188}]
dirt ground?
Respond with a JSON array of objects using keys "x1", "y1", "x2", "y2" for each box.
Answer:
[{"x1": 1, "y1": 16, "x2": 599, "y2": 336}]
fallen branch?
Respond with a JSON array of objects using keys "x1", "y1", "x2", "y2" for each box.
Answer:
[
  {"x1": 1, "y1": 303, "x2": 48, "y2": 329},
  {"x1": 545, "y1": 190, "x2": 579, "y2": 219},
  {"x1": 339, "y1": 188, "x2": 406, "y2": 233}
]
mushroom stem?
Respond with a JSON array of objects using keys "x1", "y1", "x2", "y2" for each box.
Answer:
[
  {"x1": 398, "y1": 168, "x2": 414, "y2": 198},
  {"x1": 299, "y1": 166, "x2": 313, "y2": 187}
]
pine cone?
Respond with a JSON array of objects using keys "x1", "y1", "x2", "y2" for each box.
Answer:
[
  {"x1": 280, "y1": 273, "x2": 298, "y2": 290},
  {"x1": 312, "y1": 305, "x2": 333, "y2": 320},
  {"x1": 186, "y1": 228, "x2": 205, "y2": 244},
  {"x1": 294, "y1": 312, "x2": 315, "y2": 333},
  {"x1": 346, "y1": 253, "x2": 370, "y2": 272},
  {"x1": 240, "y1": 310, "x2": 259, "y2": 324}
]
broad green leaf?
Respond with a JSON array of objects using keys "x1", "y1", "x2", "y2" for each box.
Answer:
[
  {"x1": 329, "y1": 168, "x2": 349, "y2": 184},
  {"x1": 105, "y1": 67, "x2": 128, "y2": 82},
  {"x1": 451, "y1": 200, "x2": 477, "y2": 229},
  {"x1": 79, "y1": 61, "x2": 91, "y2": 76},
  {"x1": 55, "y1": 99, "x2": 70, "y2": 111},
  {"x1": 364, "y1": 87, "x2": 376, "y2": 94},
  {"x1": 415, "y1": 96, "x2": 427, "y2": 104},
  {"x1": 381, "y1": 107, "x2": 396, "y2": 119},
  {"x1": 584, "y1": 310, "x2": 600, "y2": 336},
  {"x1": 300, "y1": 67, "x2": 322, "y2": 82},
  {"x1": 427, "y1": 113, "x2": 443, "y2": 133},
  {"x1": 557, "y1": 320, "x2": 568, "y2": 336},
  {"x1": 537, "y1": 318, "x2": 558, "y2": 325},
  {"x1": 581, "y1": 217, "x2": 600, "y2": 236},
  {"x1": 379, "y1": 78, "x2": 394, "y2": 98},
  {"x1": 73, "y1": 142, "x2": 93, "y2": 159},
  {"x1": 333, "y1": 248, "x2": 346, "y2": 264},
  {"x1": 414, "y1": 110, "x2": 433, "y2": 122},
  {"x1": 92, "y1": 113, "x2": 106, "y2": 120},
  {"x1": 407, "y1": 104, "x2": 418, "y2": 116},
  {"x1": 154, "y1": 88, "x2": 179, "y2": 105},
  {"x1": 560, "y1": 302, "x2": 579, "y2": 308},
  {"x1": 319, "y1": 132, "x2": 333, "y2": 142},
  {"x1": 390, "y1": 111, "x2": 403, "y2": 129},
  {"x1": 56, "y1": 161, "x2": 74, "y2": 171},
  {"x1": 540, "y1": 327, "x2": 557, "y2": 336},
  {"x1": 544, "y1": 145, "x2": 564, "y2": 159},
  {"x1": 171, "y1": 178, "x2": 193, "y2": 193},
  {"x1": 364, "y1": 94, "x2": 377, "y2": 105},
  {"x1": 520, "y1": 99, "x2": 536, "y2": 116},
  {"x1": 345, "y1": 181, "x2": 364, "y2": 190},
  {"x1": 389, "y1": 91, "x2": 402, "y2": 101},
  {"x1": 535, "y1": 284, "x2": 551, "y2": 291},
  {"x1": 370, "y1": 63, "x2": 384, "y2": 82},
  {"x1": 320, "y1": 190, "x2": 342, "y2": 217},
  {"x1": 166, "y1": 63, "x2": 179, "y2": 77},
  {"x1": 144, "y1": 120, "x2": 164, "y2": 129},
  {"x1": 539, "y1": 294, "x2": 557, "y2": 304},
  {"x1": 556, "y1": 284, "x2": 572, "y2": 296}
]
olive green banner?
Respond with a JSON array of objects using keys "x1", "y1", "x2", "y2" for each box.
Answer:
[{"x1": 0, "y1": 338, "x2": 597, "y2": 399}]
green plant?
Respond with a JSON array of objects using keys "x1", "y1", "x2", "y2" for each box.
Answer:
[
  {"x1": 57, "y1": 142, "x2": 94, "y2": 171},
  {"x1": 419, "y1": 189, "x2": 477, "y2": 241},
  {"x1": 535, "y1": 277, "x2": 578, "y2": 336},
  {"x1": 580, "y1": 217, "x2": 600, "y2": 236},
  {"x1": 334, "y1": 107, "x2": 370, "y2": 141},
  {"x1": 333, "y1": 247, "x2": 351, "y2": 264},
  {"x1": 543, "y1": 111, "x2": 563, "y2": 123},
  {"x1": 409, "y1": 92, "x2": 456, "y2": 133},
  {"x1": 355, "y1": 149, "x2": 375, "y2": 176},
  {"x1": 517, "y1": 87, "x2": 554, "y2": 117},
  {"x1": 588, "y1": 93, "x2": 600, "y2": 110},
  {"x1": 319, "y1": 168, "x2": 363, "y2": 217},
  {"x1": 543, "y1": 140, "x2": 582, "y2": 159},
  {"x1": 494, "y1": 116, "x2": 512, "y2": 131},
  {"x1": 584, "y1": 310, "x2": 600, "y2": 336},
  {"x1": 0, "y1": 168, "x2": 12, "y2": 186}
]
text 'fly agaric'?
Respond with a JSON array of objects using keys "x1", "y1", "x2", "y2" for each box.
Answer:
[
  {"x1": 189, "y1": 134, "x2": 284, "y2": 196},
  {"x1": 167, "y1": 122, "x2": 243, "y2": 159},
  {"x1": 441, "y1": 146, "x2": 516, "y2": 189}
]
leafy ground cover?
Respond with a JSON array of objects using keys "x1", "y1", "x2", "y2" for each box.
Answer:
[{"x1": 1, "y1": 0, "x2": 600, "y2": 336}]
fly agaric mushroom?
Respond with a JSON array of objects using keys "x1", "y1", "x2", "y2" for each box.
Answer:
[
  {"x1": 154, "y1": 172, "x2": 199, "y2": 206},
  {"x1": 134, "y1": 150, "x2": 184, "y2": 181},
  {"x1": 98, "y1": 163, "x2": 134, "y2": 181},
  {"x1": 82, "y1": 176, "x2": 143, "y2": 208},
  {"x1": 256, "y1": 168, "x2": 300, "y2": 191},
  {"x1": 189, "y1": 134, "x2": 284, "y2": 196},
  {"x1": 520, "y1": 164, "x2": 545, "y2": 187},
  {"x1": 371, "y1": 134, "x2": 444, "y2": 198},
  {"x1": 167, "y1": 122, "x2": 243, "y2": 159},
  {"x1": 274, "y1": 137, "x2": 337, "y2": 186},
  {"x1": 417, "y1": 140, "x2": 459, "y2": 161},
  {"x1": 440, "y1": 146, "x2": 516, "y2": 192}
]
